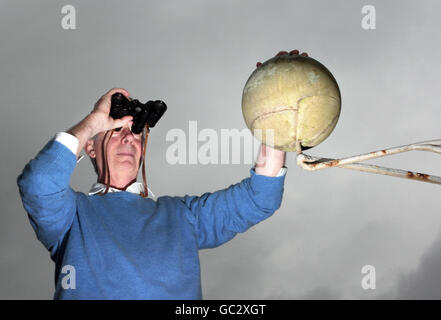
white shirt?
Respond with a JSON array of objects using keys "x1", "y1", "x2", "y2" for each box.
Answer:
[
  {"x1": 54, "y1": 132, "x2": 287, "y2": 197},
  {"x1": 88, "y1": 181, "x2": 155, "y2": 197}
]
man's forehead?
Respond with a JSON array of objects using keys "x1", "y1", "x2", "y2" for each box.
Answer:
[{"x1": 93, "y1": 128, "x2": 145, "y2": 142}]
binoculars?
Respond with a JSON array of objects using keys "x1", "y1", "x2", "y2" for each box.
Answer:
[{"x1": 110, "y1": 93, "x2": 167, "y2": 134}]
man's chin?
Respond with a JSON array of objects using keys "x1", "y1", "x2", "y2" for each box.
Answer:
[{"x1": 113, "y1": 160, "x2": 138, "y2": 171}]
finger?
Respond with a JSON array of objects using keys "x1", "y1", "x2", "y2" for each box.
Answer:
[
  {"x1": 123, "y1": 119, "x2": 134, "y2": 129},
  {"x1": 104, "y1": 87, "x2": 130, "y2": 99},
  {"x1": 98, "y1": 88, "x2": 131, "y2": 111},
  {"x1": 113, "y1": 115, "x2": 133, "y2": 129},
  {"x1": 276, "y1": 51, "x2": 288, "y2": 57},
  {"x1": 301, "y1": 52, "x2": 308, "y2": 57},
  {"x1": 256, "y1": 62, "x2": 262, "y2": 68},
  {"x1": 289, "y1": 49, "x2": 299, "y2": 55}
]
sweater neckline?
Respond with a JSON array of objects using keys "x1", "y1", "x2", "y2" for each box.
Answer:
[{"x1": 90, "y1": 190, "x2": 156, "y2": 200}]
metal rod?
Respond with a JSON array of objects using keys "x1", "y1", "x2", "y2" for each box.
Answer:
[{"x1": 295, "y1": 139, "x2": 441, "y2": 185}]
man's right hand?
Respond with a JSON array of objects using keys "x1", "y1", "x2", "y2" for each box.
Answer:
[
  {"x1": 87, "y1": 88, "x2": 133, "y2": 137},
  {"x1": 66, "y1": 88, "x2": 134, "y2": 157}
]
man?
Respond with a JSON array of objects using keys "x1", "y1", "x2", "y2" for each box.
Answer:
[{"x1": 16, "y1": 51, "x2": 298, "y2": 299}]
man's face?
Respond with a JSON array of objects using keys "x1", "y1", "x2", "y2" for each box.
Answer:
[{"x1": 88, "y1": 122, "x2": 143, "y2": 185}]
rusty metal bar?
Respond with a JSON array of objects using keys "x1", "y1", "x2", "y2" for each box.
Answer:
[{"x1": 295, "y1": 139, "x2": 441, "y2": 185}]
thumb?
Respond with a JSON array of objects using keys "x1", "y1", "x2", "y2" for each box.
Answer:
[{"x1": 113, "y1": 115, "x2": 133, "y2": 129}]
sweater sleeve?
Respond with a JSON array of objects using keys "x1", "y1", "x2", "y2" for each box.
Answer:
[
  {"x1": 16, "y1": 139, "x2": 78, "y2": 256},
  {"x1": 178, "y1": 168, "x2": 286, "y2": 249}
]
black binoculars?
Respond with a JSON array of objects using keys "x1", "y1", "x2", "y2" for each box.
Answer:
[{"x1": 110, "y1": 93, "x2": 167, "y2": 134}]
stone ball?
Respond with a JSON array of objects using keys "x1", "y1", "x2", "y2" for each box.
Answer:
[{"x1": 242, "y1": 54, "x2": 341, "y2": 152}]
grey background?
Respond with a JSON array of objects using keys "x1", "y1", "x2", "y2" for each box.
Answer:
[{"x1": 1, "y1": 0, "x2": 440, "y2": 299}]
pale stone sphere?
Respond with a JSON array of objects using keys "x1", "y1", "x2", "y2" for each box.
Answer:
[{"x1": 242, "y1": 54, "x2": 341, "y2": 152}]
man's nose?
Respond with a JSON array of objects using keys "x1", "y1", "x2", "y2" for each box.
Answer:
[{"x1": 120, "y1": 123, "x2": 135, "y2": 143}]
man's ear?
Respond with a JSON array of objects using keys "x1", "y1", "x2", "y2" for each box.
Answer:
[{"x1": 85, "y1": 139, "x2": 96, "y2": 159}]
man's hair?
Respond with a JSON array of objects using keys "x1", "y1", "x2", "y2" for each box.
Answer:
[{"x1": 88, "y1": 129, "x2": 146, "y2": 176}]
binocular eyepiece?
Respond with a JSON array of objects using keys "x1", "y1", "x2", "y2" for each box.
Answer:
[{"x1": 110, "y1": 93, "x2": 167, "y2": 134}]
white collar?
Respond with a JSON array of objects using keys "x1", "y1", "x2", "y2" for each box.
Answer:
[{"x1": 88, "y1": 181, "x2": 156, "y2": 198}]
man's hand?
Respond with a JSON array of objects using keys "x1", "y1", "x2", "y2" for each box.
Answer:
[
  {"x1": 253, "y1": 49, "x2": 309, "y2": 176},
  {"x1": 255, "y1": 143, "x2": 286, "y2": 177},
  {"x1": 66, "y1": 88, "x2": 134, "y2": 157},
  {"x1": 255, "y1": 49, "x2": 308, "y2": 68},
  {"x1": 86, "y1": 88, "x2": 133, "y2": 137}
]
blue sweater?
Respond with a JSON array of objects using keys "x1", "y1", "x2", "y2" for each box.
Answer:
[{"x1": 17, "y1": 139, "x2": 286, "y2": 299}]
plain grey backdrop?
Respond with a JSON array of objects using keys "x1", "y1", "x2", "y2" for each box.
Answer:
[{"x1": 1, "y1": 0, "x2": 441, "y2": 299}]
